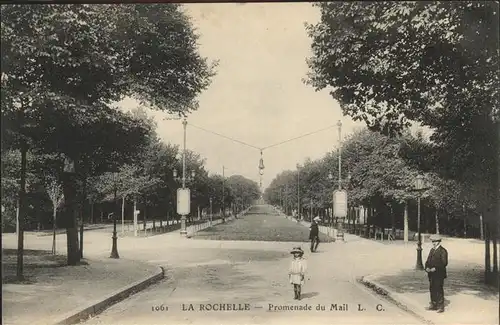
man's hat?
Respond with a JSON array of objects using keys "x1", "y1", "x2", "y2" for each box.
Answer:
[
  {"x1": 290, "y1": 247, "x2": 304, "y2": 255},
  {"x1": 313, "y1": 216, "x2": 321, "y2": 222},
  {"x1": 429, "y1": 234, "x2": 442, "y2": 242}
]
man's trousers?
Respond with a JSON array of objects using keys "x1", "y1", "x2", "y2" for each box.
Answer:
[
  {"x1": 310, "y1": 236, "x2": 319, "y2": 252},
  {"x1": 429, "y1": 275, "x2": 445, "y2": 308}
]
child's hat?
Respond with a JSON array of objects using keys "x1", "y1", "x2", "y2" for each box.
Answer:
[
  {"x1": 290, "y1": 247, "x2": 304, "y2": 255},
  {"x1": 313, "y1": 216, "x2": 321, "y2": 222}
]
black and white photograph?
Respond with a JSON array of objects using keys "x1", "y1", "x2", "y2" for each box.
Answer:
[{"x1": 1, "y1": 2, "x2": 499, "y2": 325}]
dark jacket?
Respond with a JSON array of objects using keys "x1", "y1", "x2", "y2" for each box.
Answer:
[
  {"x1": 309, "y1": 222, "x2": 319, "y2": 239},
  {"x1": 425, "y1": 245, "x2": 448, "y2": 279}
]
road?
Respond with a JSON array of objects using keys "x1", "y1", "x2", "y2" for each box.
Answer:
[{"x1": 84, "y1": 205, "x2": 422, "y2": 325}]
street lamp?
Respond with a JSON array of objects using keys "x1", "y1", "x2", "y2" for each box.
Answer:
[
  {"x1": 329, "y1": 170, "x2": 351, "y2": 237},
  {"x1": 222, "y1": 165, "x2": 226, "y2": 223},
  {"x1": 171, "y1": 117, "x2": 198, "y2": 236},
  {"x1": 414, "y1": 174, "x2": 425, "y2": 270},
  {"x1": 209, "y1": 197, "x2": 213, "y2": 225},
  {"x1": 337, "y1": 120, "x2": 342, "y2": 191},
  {"x1": 296, "y1": 163, "x2": 301, "y2": 220},
  {"x1": 110, "y1": 172, "x2": 119, "y2": 259},
  {"x1": 173, "y1": 166, "x2": 195, "y2": 235}
]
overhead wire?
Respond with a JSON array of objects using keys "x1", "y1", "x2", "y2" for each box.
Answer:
[
  {"x1": 188, "y1": 121, "x2": 339, "y2": 191},
  {"x1": 261, "y1": 124, "x2": 337, "y2": 150},
  {"x1": 189, "y1": 123, "x2": 262, "y2": 150},
  {"x1": 189, "y1": 122, "x2": 337, "y2": 152}
]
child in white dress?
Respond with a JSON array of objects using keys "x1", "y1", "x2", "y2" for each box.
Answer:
[{"x1": 289, "y1": 247, "x2": 307, "y2": 300}]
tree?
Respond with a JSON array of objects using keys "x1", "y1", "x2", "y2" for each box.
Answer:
[
  {"x1": 227, "y1": 175, "x2": 260, "y2": 211},
  {"x1": 306, "y1": 1, "x2": 499, "y2": 283},
  {"x1": 1, "y1": 4, "x2": 216, "y2": 274},
  {"x1": 305, "y1": 2, "x2": 498, "y2": 210},
  {"x1": 45, "y1": 177, "x2": 64, "y2": 254}
]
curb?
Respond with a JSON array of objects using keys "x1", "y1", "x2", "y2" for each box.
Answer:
[
  {"x1": 54, "y1": 266, "x2": 165, "y2": 325},
  {"x1": 358, "y1": 275, "x2": 434, "y2": 325}
]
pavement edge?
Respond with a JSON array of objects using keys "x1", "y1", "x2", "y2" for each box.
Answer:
[
  {"x1": 357, "y1": 275, "x2": 435, "y2": 325},
  {"x1": 54, "y1": 266, "x2": 166, "y2": 325}
]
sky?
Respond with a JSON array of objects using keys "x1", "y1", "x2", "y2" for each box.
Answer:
[{"x1": 119, "y1": 3, "x2": 367, "y2": 190}]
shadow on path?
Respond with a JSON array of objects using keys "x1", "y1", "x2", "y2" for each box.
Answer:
[
  {"x1": 301, "y1": 291, "x2": 319, "y2": 299},
  {"x1": 2, "y1": 249, "x2": 69, "y2": 284},
  {"x1": 373, "y1": 263, "x2": 499, "y2": 301}
]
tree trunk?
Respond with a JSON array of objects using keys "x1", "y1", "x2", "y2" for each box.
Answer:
[
  {"x1": 133, "y1": 198, "x2": 138, "y2": 237},
  {"x1": 79, "y1": 175, "x2": 87, "y2": 260},
  {"x1": 121, "y1": 196, "x2": 125, "y2": 235},
  {"x1": 16, "y1": 198, "x2": 20, "y2": 237},
  {"x1": 143, "y1": 205, "x2": 147, "y2": 233},
  {"x1": 62, "y1": 167, "x2": 80, "y2": 266},
  {"x1": 90, "y1": 200, "x2": 94, "y2": 224},
  {"x1": 16, "y1": 143, "x2": 28, "y2": 279},
  {"x1": 485, "y1": 223, "x2": 491, "y2": 283},
  {"x1": 52, "y1": 206, "x2": 57, "y2": 255},
  {"x1": 404, "y1": 202, "x2": 409, "y2": 243},
  {"x1": 435, "y1": 209, "x2": 440, "y2": 235},
  {"x1": 492, "y1": 231, "x2": 498, "y2": 274},
  {"x1": 463, "y1": 204, "x2": 467, "y2": 238},
  {"x1": 479, "y1": 214, "x2": 484, "y2": 240},
  {"x1": 79, "y1": 217, "x2": 84, "y2": 259}
]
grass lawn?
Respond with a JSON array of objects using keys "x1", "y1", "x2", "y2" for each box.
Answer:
[{"x1": 193, "y1": 209, "x2": 332, "y2": 242}]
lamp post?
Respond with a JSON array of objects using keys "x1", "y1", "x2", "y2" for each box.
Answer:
[
  {"x1": 346, "y1": 171, "x2": 352, "y2": 231},
  {"x1": 222, "y1": 165, "x2": 226, "y2": 223},
  {"x1": 415, "y1": 175, "x2": 425, "y2": 270},
  {"x1": 297, "y1": 163, "x2": 301, "y2": 220},
  {"x1": 329, "y1": 171, "x2": 351, "y2": 229},
  {"x1": 337, "y1": 120, "x2": 342, "y2": 191},
  {"x1": 209, "y1": 197, "x2": 213, "y2": 226},
  {"x1": 173, "y1": 166, "x2": 195, "y2": 235},
  {"x1": 172, "y1": 118, "x2": 198, "y2": 236},
  {"x1": 310, "y1": 198, "x2": 313, "y2": 222},
  {"x1": 110, "y1": 172, "x2": 119, "y2": 259}
]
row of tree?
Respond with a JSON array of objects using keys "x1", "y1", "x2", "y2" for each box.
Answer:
[
  {"x1": 1, "y1": 113, "x2": 261, "y2": 232},
  {"x1": 1, "y1": 4, "x2": 222, "y2": 278},
  {"x1": 268, "y1": 1, "x2": 498, "y2": 284},
  {"x1": 264, "y1": 129, "x2": 483, "y2": 238}
]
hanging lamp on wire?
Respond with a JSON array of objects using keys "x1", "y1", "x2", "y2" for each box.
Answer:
[{"x1": 258, "y1": 150, "x2": 265, "y2": 176}]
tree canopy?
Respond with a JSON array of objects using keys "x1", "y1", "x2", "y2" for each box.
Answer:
[
  {"x1": 305, "y1": 1, "x2": 499, "y2": 223},
  {"x1": 1, "y1": 3, "x2": 218, "y2": 270},
  {"x1": 264, "y1": 128, "x2": 475, "y2": 234}
]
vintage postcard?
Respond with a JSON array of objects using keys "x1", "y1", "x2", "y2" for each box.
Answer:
[{"x1": 1, "y1": 2, "x2": 498, "y2": 325}]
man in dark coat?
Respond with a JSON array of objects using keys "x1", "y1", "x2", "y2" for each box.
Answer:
[
  {"x1": 309, "y1": 216, "x2": 320, "y2": 252},
  {"x1": 424, "y1": 234, "x2": 448, "y2": 313}
]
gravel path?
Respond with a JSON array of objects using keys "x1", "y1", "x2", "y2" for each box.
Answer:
[{"x1": 2, "y1": 249, "x2": 159, "y2": 325}]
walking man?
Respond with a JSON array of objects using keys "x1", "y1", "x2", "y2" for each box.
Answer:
[
  {"x1": 309, "y1": 216, "x2": 320, "y2": 252},
  {"x1": 425, "y1": 234, "x2": 448, "y2": 313}
]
